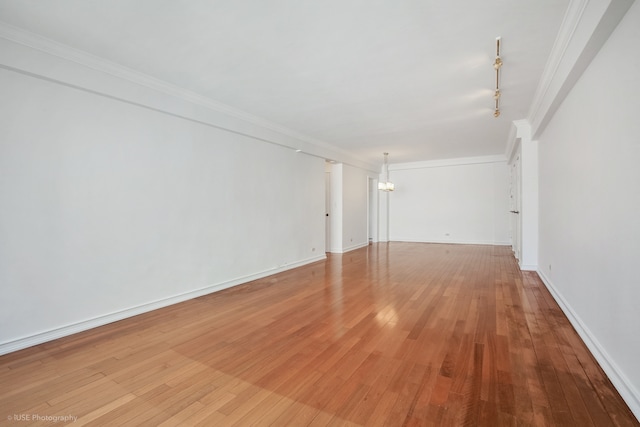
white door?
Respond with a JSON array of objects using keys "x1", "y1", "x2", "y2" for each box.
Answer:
[
  {"x1": 509, "y1": 152, "x2": 522, "y2": 260},
  {"x1": 325, "y1": 170, "x2": 331, "y2": 252},
  {"x1": 367, "y1": 177, "x2": 377, "y2": 243}
]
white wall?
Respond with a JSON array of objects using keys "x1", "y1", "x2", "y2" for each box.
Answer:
[
  {"x1": 0, "y1": 46, "x2": 326, "y2": 353},
  {"x1": 519, "y1": 136, "x2": 540, "y2": 271},
  {"x1": 389, "y1": 158, "x2": 510, "y2": 245},
  {"x1": 327, "y1": 163, "x2": 371, "y2": 253},
  {"x1": 537, "y1": 0, "x2": 640, "y2": 416},
  {"x1": 341, "y1": 164, "x2": 370, "y2": 252},
  {"x1": 328, "y1": 163, "x2": 343, "y2": 253}
]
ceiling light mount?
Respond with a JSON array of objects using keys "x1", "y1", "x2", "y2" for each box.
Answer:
[{"x1": 493, "y1": 37, "x2": 503, "y2": 118}]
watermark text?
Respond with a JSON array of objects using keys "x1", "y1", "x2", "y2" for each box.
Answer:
[{"x1": 7, "y1": 414, "x2": 77, "y2": 423}]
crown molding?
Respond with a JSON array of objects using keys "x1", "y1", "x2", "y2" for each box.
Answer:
[
  {"x1": 0, "y1": 21, "x2": 377, "y2": 172},
  {"x1": 527, "y1": 0, "x2": 589, "y2": 132},
  {"x1": 527, "y1": 0, "x2": 634, "y2": 139},
  {"x1": 389, "y1": 154, "x2": 506, "y2": 171}
]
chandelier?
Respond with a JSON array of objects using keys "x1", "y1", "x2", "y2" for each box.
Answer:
[{"x1": 378, "y1": 152, "x2": 395, "y2": 192}]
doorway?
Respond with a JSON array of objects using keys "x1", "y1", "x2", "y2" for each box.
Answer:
[
  {"x1": 509, "y1": 149, "x2": 522, "y2": 261},
  {"x1": 367, "y1": 177, "x2": 378, "y2": 243},
  {"x1": 325, "y1": 165, "x2": 332, "y2": 253}
]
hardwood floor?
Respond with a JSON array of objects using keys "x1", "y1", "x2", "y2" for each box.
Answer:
[{"x1": 1, "y1": 243, "x2": 637, "y2": 426}]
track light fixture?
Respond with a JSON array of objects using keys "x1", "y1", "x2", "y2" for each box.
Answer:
[{"x1": 493, "y1": 37, "x2": 502, "y2": 118}]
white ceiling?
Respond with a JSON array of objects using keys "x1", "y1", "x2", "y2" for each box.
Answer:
[{"x1": 0, "y1": 0, "x2": 570, "y2": 165}]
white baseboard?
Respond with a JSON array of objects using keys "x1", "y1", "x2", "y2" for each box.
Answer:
[
  {"x1": 537, "y1": 270, "x2": 640, "y2": 421},
  {"x1": 519, "y1": 263, "x2": 538, "y2": 271},
  {"x1": 329, "y1": 241, "x2": 369, "y2": 254},
  {"x1": 0, "y1": 254, "x2": 326, "y2": 356},
  {"x1": 390, "y1": 237, "x2": 510, "y2": 246}
]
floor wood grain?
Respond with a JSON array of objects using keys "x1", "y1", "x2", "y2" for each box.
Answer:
[{"x1": 1, "y1": 243, "x2": 637, "y2": 426}]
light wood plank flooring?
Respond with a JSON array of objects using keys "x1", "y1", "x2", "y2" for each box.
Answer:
[{"x1": 1, "y1": 243, "x2": 637, "y2": 426}]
